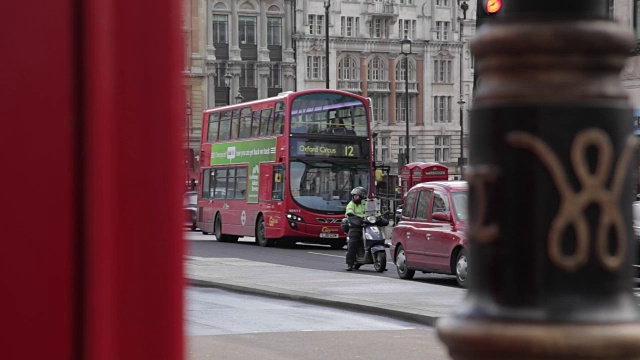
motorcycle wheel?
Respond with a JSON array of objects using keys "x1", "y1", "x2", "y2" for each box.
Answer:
[{"x1": 374, "y1": 252, "x2": 386, "y2": 272}]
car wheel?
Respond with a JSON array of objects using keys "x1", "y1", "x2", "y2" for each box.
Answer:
[
  {"x1": 455, "y1": 248, "x2": 469, "y2": 288},
  {"x1": 215, "y1": 215, "x2": 238, "y2": 243},
  {"x1": 256, "y1": 216, "x2": 272, "y2": 247},
  {"x1": 374, "y1": 251, "x2": 387, "y2": 272},
  {"x1": 395, "y1": 245, "x2": 415, "y2": 280},
  {"x1": 329, "y1": 240, "x2": 347, "y2": 250}
]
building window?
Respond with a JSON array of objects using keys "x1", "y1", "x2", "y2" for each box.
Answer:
[
  {"x1": 267, "y1": 17, "x2": 282, "y2": 46},
  {"x1": 399, "y1": 136, "x2": 417, "y2": 162},
  {"x1": 268, "y1": 64, "x2": 281, "y2": 88},
  {"x1": 371, "y1": 95, "x2": 385, "y2": 123},
  {"x1": 435, "y1": 136, "x2": 451, "y2": 162},
  {"x1": 396, "y1": 95, "x2": 414, "y2": 123},
  {"x1": 369, "y1": 18, "x2": 388, "y2": 38},
  {"x1": 434, "y1": 59, "x2": 452, "y2": 83},
  {"x1": 309, "y1": 15, "x2": 324, "y2": 35},
  {"x1": 212, "y1": 15, "x2": 228, "y2": 44},
  {"x1": 368, "y1": 57, "x2": 386, "y2": 81},
  {"x1": 434, "y1": 96, "x2": 452, "y2": 123},
  {"x1": 377, "y1": 136, "x2": 389, "y2": 162},
  {"x1": 215, "y1": 63, "x2": 229, "y2": 87},
  {"x1": 240, "y1": 62, "x2": 256, "y2": 87},
  {"x1": 436, "y1": 0, "x2": 449, "y2": 5},
  {"x1": 338, "y1": 56, "x2": 358, "y2": 80},
  {"x1": 398, "y1": 19, "x2": 416, "y2": 40},
  {"x1": 306, "y1": 56, "x2": 325, "y2": 80},
  {"x1": 341, "y1": 16, "x2": 360, "y2": 37},
  {"x1": 435, "y1": 21, "x2": 450, "y2": 40},
  {"x1": 396, "y1": 59, "x2": 413, "y2": 82},
  {"x1": 239, "y1": 16, "x2": 257, "y2": 44}
]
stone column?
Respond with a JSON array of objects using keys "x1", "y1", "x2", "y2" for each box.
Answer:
[
  {"x1": 416, "y1": 56, "x2": 424, "y2": 126},
  {"x1": 259, "y1": 1, "x2": 270, "y2": 62},
  {"x1": 229, "y1": 0, "x2": 241, "y2": 60},
  {"x1": 388, "y1": 57, "x2": 396, "y2": 126},
  {"x1": 283, "y1": 0, "x2": 294, "y2": 62},
  {"x1": 360, "y1": 54, "x2": 368, "y2": 97},
  {"x1": 436, "y1": 1, "x2": 640, "y2": 359},
  {"x1": 207, "y1": 72, "x2": 216, "y2": 108}
]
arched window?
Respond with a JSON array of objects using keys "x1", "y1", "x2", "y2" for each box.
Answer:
[
  {"x1": 395, "y1": 59, "x2": 414, "y2": 82},
  {"x1": 338, "y1": 56, "x2": 359, "y2": 80},
  {"x1": 367, "y1": 57, "x2": 386, "y2": 81}
]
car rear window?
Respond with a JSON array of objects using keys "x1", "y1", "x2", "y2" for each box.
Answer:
[{"x1": 402, "y1": 190, "x2": 418, "y2": 218}]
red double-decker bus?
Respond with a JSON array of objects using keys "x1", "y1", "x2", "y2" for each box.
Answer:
[{"x1": 197, "y1": 89, "x2": 374, "y2": 248}]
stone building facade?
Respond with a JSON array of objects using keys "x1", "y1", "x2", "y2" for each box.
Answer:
[{"x1": 184, "y1": 0, "x2": 477, "y2": 177}]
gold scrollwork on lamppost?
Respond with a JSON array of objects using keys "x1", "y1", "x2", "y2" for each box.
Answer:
[
  {"x1": 466, "y1": 165, "x2": 500, "y2": 244},
  {"x1": 507, "y1": 129, "x2": 637, "y2": 272}
]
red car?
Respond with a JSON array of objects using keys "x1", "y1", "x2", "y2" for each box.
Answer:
[{"x1": 390, "y1": 181, "x2": 469, "y2": 287}]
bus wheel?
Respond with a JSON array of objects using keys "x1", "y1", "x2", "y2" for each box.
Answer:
[
  {"x1": 215, "y1": 214, "x2": 238, "y2": 243},
  {"x1": 256, "y1": 216, "x2": 272, "y2": 247}
]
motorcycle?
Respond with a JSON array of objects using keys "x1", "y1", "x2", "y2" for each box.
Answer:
[{"x1": 342, "y1": 212, "x2": 391, "y2": 272}]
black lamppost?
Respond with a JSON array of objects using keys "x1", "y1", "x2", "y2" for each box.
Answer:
[
  {"x1": 458, "y1": 0, "x2": 468, "y2": 178},
  {"x1": 323, "y1": 0, "x2": 330, "y2": 89},
  {"x1": 400, "y1": 36, "x2": 412, "y2": 165},
  {"x1": 224, "y1": 72, "x2": 232, "y2": 105},
  {"x1": 235, "y1": 93, "x2": 243, "y2": 104}
]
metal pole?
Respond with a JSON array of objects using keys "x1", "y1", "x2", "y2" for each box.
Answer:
[
  {"x1": 227, "y1": 85, "x2": 231, "y2": 105},
  {"x1": 405, "y1": 54, "x2": 409, "y2": 164},
  {"x1": 437, "y1": 1, "x2": 640, "y2": 358},
  {"x1": 459, "y1": 16, "x2": 465, "y2": 178},
  {"x1": 324, "y1": 0, "x2": 330, "y2": 89}
]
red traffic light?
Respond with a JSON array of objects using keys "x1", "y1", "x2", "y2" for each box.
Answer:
[{"x1": 485, "y1": 0, "x2": 502, "y2": 14}]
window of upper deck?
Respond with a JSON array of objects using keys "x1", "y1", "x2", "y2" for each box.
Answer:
[{"x1": 290, "y1": 93, "x2": 368, "y2": 136}]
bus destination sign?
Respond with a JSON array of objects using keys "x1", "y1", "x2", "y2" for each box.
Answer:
[{"x1": 290, "y1": 139, "x2": 361, "y2": 158}]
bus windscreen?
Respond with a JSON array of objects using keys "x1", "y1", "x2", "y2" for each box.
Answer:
[{"x1": 290, "y1": 93, "x2": 368, "y2": 136}]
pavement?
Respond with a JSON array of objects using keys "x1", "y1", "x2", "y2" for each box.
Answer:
[{"x1": 185, "y1": 255, "x2": 467, "y2": 327}]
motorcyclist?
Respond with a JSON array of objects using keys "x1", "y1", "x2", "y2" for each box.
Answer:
[{"x1": 345, "y1": 186, "x2": 367, "y2": 271}]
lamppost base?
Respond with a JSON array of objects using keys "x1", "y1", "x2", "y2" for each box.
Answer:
[{"x1": 437, "y1": 317, "x2": 640, "y2": 359}]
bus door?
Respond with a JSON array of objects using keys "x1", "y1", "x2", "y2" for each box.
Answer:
[{"x1": 259, "y1": 163, "x2": 285, "y2": 236}]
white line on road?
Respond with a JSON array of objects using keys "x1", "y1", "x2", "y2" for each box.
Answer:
[{"x1": 307, "y1": 252, "x2": 344, "y2": 258}]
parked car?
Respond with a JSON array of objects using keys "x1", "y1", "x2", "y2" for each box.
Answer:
[
  {"x1": 184, "y1": 191, "x2": 198, "y2": 231},
  {"x1": 632, "y1": 201, "x2": 640, "y2": 277},
  {"x1": 390, "y1": 181, "x2": 469, "y2": 287}
]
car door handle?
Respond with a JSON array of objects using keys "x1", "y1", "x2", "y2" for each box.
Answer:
[
  {"x1": 426, "y1": 234, "x2": 432, "y2": 239},
  {"x1": 406, "y1": 232, "x2": 411, "y2": 237}
]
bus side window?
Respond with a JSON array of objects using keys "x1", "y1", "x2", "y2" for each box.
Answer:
[
  {"x1": 226, "y1": 168, "x2": 236, "y2": 199},
  {"x1": 272, "y1": 165, "x2": 284, "y2": 201},
  {"x1": 238, "y1": 107, "x2": 252, "y2": 139},
  {"x1": 207, "y1": 112, "x2": 219, "y2": 143},
  {"x1": 214, "y1": 169, "x2": 227, "y2": 199},
  {"x1": 218, "y1": 111, "x2": 231, "y2": 141},
  {"x1": 273, "y1": 101, "x2": 285, "y2": 135},
  {"x1": 251, "y1": 110, "x2": 260, "y2": 137},
  {"x1": 202, "y1": 169, "x2": 212, "y2": 199},
  {"x1": 260, "y1": 108, "x2": 273, "y2": 137},
  {"x1": 230, "y1": 109, "x2": 240, "y2": 140},
  {"x1": 235, "y1": 167, "x2": 248, "y2": 199}
]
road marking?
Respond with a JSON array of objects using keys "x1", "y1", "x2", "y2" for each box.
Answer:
[{"x1": 307, "y1": 252, "x2": 344, "y2": 258}]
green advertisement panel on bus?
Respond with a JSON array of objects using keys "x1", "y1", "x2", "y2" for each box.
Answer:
[{"x1": 210, "y1": 138, "x2": 277, "y2": 203}]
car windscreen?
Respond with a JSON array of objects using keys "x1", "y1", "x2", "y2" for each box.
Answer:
[{"x1": 451, "y1": 191, "x2": 468, "y2": 221}]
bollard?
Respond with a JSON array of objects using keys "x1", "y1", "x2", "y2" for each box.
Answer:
[{"x1": 436, "y1": 1, "x2": 640, "y2": 359}]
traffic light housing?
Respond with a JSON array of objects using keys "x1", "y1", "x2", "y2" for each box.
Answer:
[{"x1": 473, "y1": 0, "x2": 503, "y2": 94}]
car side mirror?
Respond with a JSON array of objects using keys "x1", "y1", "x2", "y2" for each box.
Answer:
[{"x1": 432, "y1": 212, "x2": 451, "y2": 222}]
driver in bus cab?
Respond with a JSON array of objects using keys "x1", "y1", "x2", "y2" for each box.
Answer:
[{"x1": 344, "y1": 186, "x2": 367, "y2": 271}]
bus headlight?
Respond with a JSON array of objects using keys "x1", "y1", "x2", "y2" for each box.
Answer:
[{"x1": 286, "y1": 213, "x2": 304, "y2": 230}]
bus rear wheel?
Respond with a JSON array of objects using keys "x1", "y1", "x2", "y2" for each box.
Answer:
[
  {"x1": 256, "y1": 216, "x2": 273, "y2": 247},
  {"x1": 215, "y1": 214, "x2": 238, "y2": 243}
]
